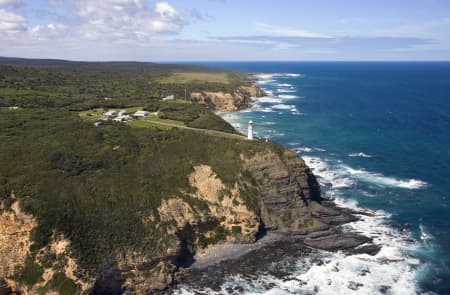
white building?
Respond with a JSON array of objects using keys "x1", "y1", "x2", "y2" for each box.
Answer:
[
  {"x1": 105, "y1": 110, "x2": 117, "y2": 117},
  {"x1": 118, "y1": 110, "x2": 127, "y2": 116},
  {"x1": 162, "y1": 95, "x2": 175, "y2": 101},
  {"x1": 247, "y1": 120, "x2": 253, "y2": 140},
  {"x1": 134, "y1": 110, "x2": 149, "y2": 117},
  {"x1": 113, "y1": 115, "x2": 132, "y2": 122}
]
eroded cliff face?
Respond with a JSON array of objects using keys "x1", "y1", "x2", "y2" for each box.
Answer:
[
  {"x1": 0, "y1": 196, "x2": 91, "y2": 294},
  {"x1": 0, "y1": 198, "x2": 37, "y2": 284},
  {"x1": 190, "y1": 85, "x2": 264, "y2": 112},
  {"x1": 157, "y1": 165, "x2": 260, "y2": 242},
  {"x1": 242, "y1": 147, "x2": 353, "y2": 233}
]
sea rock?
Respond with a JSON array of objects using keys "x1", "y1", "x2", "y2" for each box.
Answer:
[{"x1": 304, "y1": 231, "x2": 371, "y2": 251}]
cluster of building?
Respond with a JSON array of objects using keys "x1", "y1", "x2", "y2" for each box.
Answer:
[
  {"x1": 96, "y1": 95, "x2": 175, "y2": 125},
  {"x1": 94, "y1": 109, "x2": 152, "y2": 126},
  {"x1": 103, "y1": 109, "x2": 150, "y2": 122}
]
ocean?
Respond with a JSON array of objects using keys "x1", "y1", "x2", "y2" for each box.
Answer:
[{"x1": 173, "y1": 62, "x2": 450, "y2": 295}]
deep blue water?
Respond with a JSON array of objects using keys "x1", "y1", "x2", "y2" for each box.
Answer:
[{"x1": 181, "y1": 62, "x2": 450, "y2": 294}]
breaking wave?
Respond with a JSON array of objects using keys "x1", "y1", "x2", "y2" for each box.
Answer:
[
  {"x1": 349, "y1": 152, "x2": 373, "y2": 158},
  {"x1": 345, "y1": 167, "x2": 427, "y2": 189},
  {"x1": 277, "y1": 94, "x2": 299, "y2": 99}
]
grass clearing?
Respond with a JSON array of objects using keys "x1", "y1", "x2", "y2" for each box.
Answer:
[
  {"x1": 78, "y1": 108, "x2": 107, "y2": 121},
  {"x1": 160, "y1": 72, "x2": 230, "y2": 84},
  {"x1": 79, "y1": 107, "x2": 245, "y2": 139}
]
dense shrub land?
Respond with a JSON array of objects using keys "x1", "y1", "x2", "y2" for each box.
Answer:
[{"x1": 0, "y1": 57, "x2": 250, "y2": 111}]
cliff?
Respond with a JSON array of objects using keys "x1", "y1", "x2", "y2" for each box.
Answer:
[
  {"x1": 0, "y1": 141, "x2": 370, "y2": 294},
  {"x1": 190, "y1": 85, "x2": 264, "y2": 112}
]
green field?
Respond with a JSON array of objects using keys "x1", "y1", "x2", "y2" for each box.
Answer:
[
  {"x1": 79, "y1": 107, "x2": 245, "y2": 139},
  {"x1": 160, "y1": 72, "x2": 230, "y2": 84}
]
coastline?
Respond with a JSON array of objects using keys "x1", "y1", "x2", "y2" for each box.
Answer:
[
  {"x1": 182, "y1": 69, "x2": 423, "y2": 295},
  {"x1": 186, "y1": 73, "x2": 381, "y2": 272}
]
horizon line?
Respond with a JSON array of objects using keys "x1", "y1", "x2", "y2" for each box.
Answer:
[{"x1": 1, "y1": 56, "x2": 450, "y2": 64}]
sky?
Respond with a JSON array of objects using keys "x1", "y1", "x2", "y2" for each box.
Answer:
[{"x1": 1, "y1": 0, "x2": 450, "y2": 61}]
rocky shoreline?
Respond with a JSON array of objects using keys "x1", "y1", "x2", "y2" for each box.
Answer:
[
  {"x1": 167, "y1": 76, "x2": 382, "y2": 291},
  {"x1": 165, "y1": 203, "x2": 381, "y2": 294},
  {"x1": 183, "y1": 199, "x2": 380, "y2": 271}
]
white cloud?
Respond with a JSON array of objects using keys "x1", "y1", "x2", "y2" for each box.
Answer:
[
  {"x1": 0, "y1": 0, "x2": 22, "y2": 7},
  {"x1": 256, "y1": 22, "x2": 331, "y2": 38},
  {"x1": 0, "y1": 9, "x2": 26, "y2": 33},
  {"x1": 0, "y1": 0, "x2": 191, "y2": 49},
  {"x1": 29, "y1": 23, "x2": 68, "y2": 40},
  {"x1": 155, "y1": 2, "x2": 176, "y2": 18},
  {"x1": 71, "y1": 0, "x2": 186, "y2": 39}
]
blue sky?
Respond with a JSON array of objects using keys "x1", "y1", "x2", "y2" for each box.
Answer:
[{"x1": 1, "y1": 0, "x2": 450, "y2": 61}]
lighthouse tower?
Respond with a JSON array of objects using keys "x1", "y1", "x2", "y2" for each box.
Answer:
[{"x1": 247, "y1": 120, "x2": 253, "y2": 140}]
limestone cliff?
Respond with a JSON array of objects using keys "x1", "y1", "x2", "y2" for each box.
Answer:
[
  {"x1": 190, "y1": 85, "x2": 264, "y2": 112},
  {"x1": 0, "y1": 197, "x2": 37, "y2": 286},
  {"x1": 0, "y1": 196, "x2": 92, "y2": 294}
]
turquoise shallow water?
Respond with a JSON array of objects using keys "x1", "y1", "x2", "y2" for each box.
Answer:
[{"x1": 177, "y1": 62, "x2": 450, "y2": 294}]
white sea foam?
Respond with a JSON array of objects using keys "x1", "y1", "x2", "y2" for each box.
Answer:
[
  {"x1": 284, "y1": 73, "x2": 302, "y2": 77},
  {"x1": 277, "y1": 94, "x2": 299, "y2": 99},
  {"x1": 295, "y1": 146, "x2": 327, "y2": 153},
  {"x1": 303, "y1": 156, "x2": 356, "y2": 189},
  {"x1": 253, "y1": 73, "x2": 275, "y2": 79},
  {"x1": 263, "y1": 89, "x2": 273, "y2": 95},
  {"x1": 285, "y1": 202, "x2": 419, "y2": 295},
  {"x1": 271, "y1": 104, "x2": 294, "y2": 110},
  {"x1": 297, "y1": 147, "x2": 314, "y2": 153},
  {"x1": 252, "y1": 105, "x2": 276, "y2": 113},
  {"x1": 349, "y1": 152, "x2": 373, "y2": 158},
  {"x1": 175, "y1": 207, "x2": 419, "y2": 295},
  {"x1": 256, "y1": 79, "x2": 275, "y2": 85},
  {"x1": 284, "y1": 156, "x2": 420, "y2": 294},
  {"x1": 273, "y1": 73, "x2": 303, "y2": 78},
  {"x1": 419, "y1": 224, "x2": 434, "y2": 242},
  {"x1": 260, "y1": 121, "x2": 276, "y2": 125},
  {"x1": 275, "y1": 83, "x2": 293, "y2": 87},
  {"x1": 276, "y1": 88, "x2": 296, "y2": 93},
  {"x1": 255, "y1": 96, "x2": 282, "y2": 104},
  {"x1": 345, "y1": 167, "x2": 427, "y2": 189},
  {"x1": 254, "y1": 73, "x2": 302, "y2": 79},
  {"x1": 302, "y1": 155, "x2": 427, "y2": 190}
]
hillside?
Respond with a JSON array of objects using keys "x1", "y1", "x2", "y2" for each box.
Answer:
[{"x1": 0, "y1": 58, "x2": 370, "y2": 294}]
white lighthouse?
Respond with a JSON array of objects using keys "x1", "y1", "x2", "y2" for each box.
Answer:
[{"x1": 247, "y1": 120, "x2": 253, "y2": 140}]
